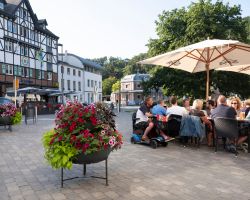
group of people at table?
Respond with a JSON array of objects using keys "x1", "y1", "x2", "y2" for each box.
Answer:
[{"x1": 135, "y1": 95, "x2": 250, "y2": 149}]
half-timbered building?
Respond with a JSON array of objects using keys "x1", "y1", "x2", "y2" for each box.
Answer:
[{"x1": 0, "y1": 0, "x2": 59, "y2": 96}]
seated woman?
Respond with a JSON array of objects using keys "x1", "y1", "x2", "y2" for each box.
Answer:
[
  {"x1": 230, "y1": 97, "x2": 242, "y2": 118},
  {"x1": 190, "y1": 99, "x2": 213, "y2": 146}
]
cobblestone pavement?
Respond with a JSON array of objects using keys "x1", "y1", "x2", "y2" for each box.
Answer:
[{"x1": 0, "y1": 112, "x2": 250, "y2": 200}]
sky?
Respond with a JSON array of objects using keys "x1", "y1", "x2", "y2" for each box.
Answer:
[{"x1": 29, "y1": 0, "x2": 250, "y2": 59}]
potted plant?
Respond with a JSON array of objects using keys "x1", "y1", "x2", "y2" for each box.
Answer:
[
  {"x1": 0, "y1": 103, "x2": 22, "y2": 131},
  {"x1": 42, "y1": 101, "x2": 123, "y2": 170}
]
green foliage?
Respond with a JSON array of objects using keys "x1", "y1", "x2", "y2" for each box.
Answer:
[
  {"x1": 11, "y1": 111, "x2": 22, "y2": 125},
  {"x1": 42, "y1": 130, "x2": 78, "y2": 169},
  {"x1": 112, "y1": 80, "x2": 120, "y2": 92},
  {"x1": 102, "y1": 77, "x2": 118, "y2": 96},
  {"x1": 145, "y1": 0, "x2": 250, "y2": 98}
]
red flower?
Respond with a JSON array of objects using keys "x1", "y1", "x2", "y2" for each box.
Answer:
[
  {"x1": 90, "y1": 116, "x2": 97, "y2": 126},
  {"x1": 58, "y1": 135, "x2": 63, "y2": 141}
]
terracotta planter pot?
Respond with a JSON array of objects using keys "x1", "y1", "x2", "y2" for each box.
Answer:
[{"x1": 73, "y1": 148, "x2": 111, "y2": 164}]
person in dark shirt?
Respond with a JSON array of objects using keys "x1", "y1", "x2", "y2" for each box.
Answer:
[
  {"x1": 211, "y1": 95, "x2": 237, "y2": 119},
  {"x1": 211, "y1": 95, "x2": 247, "y2": 145}
]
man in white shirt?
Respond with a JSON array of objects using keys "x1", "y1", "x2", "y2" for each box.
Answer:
[{"x1": 166, "y1": 96, "x2": 188, "y2": 116}]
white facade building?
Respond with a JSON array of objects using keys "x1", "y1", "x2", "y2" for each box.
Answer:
[
  {"x1": 0, "y1": 0, "x2": 59, "y2": 96},
  {"x1": 58, "y1": 53, "x2": 102, "y2": 104}
]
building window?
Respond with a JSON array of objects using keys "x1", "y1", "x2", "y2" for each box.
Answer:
[
  {"x1": 61, "y1": 66, "x2": 64, "y2": 73},
  {"x1": 13, "y1": 23, "x2": 18, "y2": 34},
  {"x1": 99, "y1": 94, "x2": 102, "y2": 101},
  {"x1": 137, "y1": 84, "x2": 141, "y2": 88},
  {"x1": 61, "y1": 79, "x2": 64, "y2": 90},
  {"x1": 14, "y1": 66, "x2": 18, "y2": 75},
  {"x1": 137, "y1": 95, "x2": 141, "y2": 99},
  {"x1": 78, "y1": 81, "x2": 81, "y2": 91},
  {"x1": 5, "y1": 41, "x2": 13, "y2": 52},
  {"x1": 47, "y1": 72, "x2": 52, "y2": 80},
  {"x1": 126, "y1": 84, "x2": 128, "y2": 88},
  {"x1": 67, "y1": 80, "x2": 70, "y2": 90},
  {"x1": 67, "y1": 68, "x2": 70, "y2": 75},
  {"x1": 29, "y1": 68, "x2": 33, "y2": 77},
  {"x1": 34, "y1": 32, "x2": 38, "y2": 42},
  {"x1": 7, "y1": 21, "x2": 12, "y2": 32},
  {"x1": 73, "y1": 69, "x2": 76, "y2": 76},
  {"x1": 87, "y1": 79, "x2": 90, "y2": 87},
  {"x1": 47, "y1": 54, "x2": 52, "y2": 63},
  {"x1": 73, "y1": 81, "x2": 76, "y2": 91},
  {"x1": 23, "y1": 10, "x2": 27, "y2": 19},
  {"x1": 19, "y1": 9, "x2": 23, "y2": 18},
  {"x1": 24, "y1": 67, "x2": 29, "y2": 77},
  {"x1": 0, "y1": 3, "x2": 4, "y2": 9},
  {"x1": 20, "y1": 46, "x2": 28, "y2": 56},
  {"x1": 1, "y1": 64, "x2": 5, "y2": 73},
  {"x1": 47, "y1": 38, "x2": 52, "y2": 47},
  {"x1": 6, "y1": 65, "x2": 13, "y2": 75},
  {"x1": 78, "y1": 70, "x2": 81, "y2": 77},
  {"x1": 80, "y1": 95, "x2": 82, "y2": 102},
  {"x1": 42, "y1": 71, "x2": 45, "y2": 79},
  {"x1": 99, "y1": 81, "x2": 101, "y2": 88},
  {"x1": 30, "y1": 30, "x2": 34, "y2": 40},
  {"x1": 91, "y1": 80, "x2": 93, "y2": 87},
  {"x1": 18, "y1": 66, "x2": 22, "y2": 76},
  {"x1": 88, "y1": 93, "x2": 90, "y2": 104},
  {"x1": 36, "y1": 69, "x2": 40, "y2": 79},
  {"x1": 94, "y1": 81, "x2": 97, "y2": 87}
]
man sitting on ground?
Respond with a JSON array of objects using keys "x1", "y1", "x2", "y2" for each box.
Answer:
[{"x1": 135, "y1": 96, "x2": 154, "y2": 141}]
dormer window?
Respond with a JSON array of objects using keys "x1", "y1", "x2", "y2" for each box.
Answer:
[{"x1": 0, "y1": 3, "x2": 4, "y2": 10}]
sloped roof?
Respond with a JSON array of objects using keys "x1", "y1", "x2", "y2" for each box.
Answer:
[
  {"x1": 121, "y1": 73, "x2": 150, "y2": 83},
  {"x1": 2, "y1": 0, "x2": 58, "y2": 39},
  {"x1": 66, "y1": 53, "x2": 103, "y2": 70}
]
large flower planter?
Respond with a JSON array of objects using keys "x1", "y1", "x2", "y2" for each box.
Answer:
[
  {"x1": 73, "y1": 148, "x2": 111, "y2": 164},
  {"x1": 61, "y1": 148, "x2": 111, "y2": 187},
  {"x1": 0, "y1": 116, "x2": 12, "y2": 131}
]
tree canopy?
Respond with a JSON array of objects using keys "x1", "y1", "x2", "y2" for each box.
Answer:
[{"x1": 146, "y1": 0, "x2": 250, "y2": 99}]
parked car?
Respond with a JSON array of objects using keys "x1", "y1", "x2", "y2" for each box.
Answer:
[{"x1": 0, "y1": 97, "x2": 13, "y2": 105}]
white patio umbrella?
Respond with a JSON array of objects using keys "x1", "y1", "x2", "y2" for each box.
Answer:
[
  {"x1": 138, "y1": 39, "x2": 250, "y2": 99},
  {"x1": 215, "y1": 65, "x2": 250, "y2": 75}
]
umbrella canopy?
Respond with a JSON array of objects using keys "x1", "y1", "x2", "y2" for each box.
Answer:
[
  {"x1": 17, "y1": 87, "x2": 42, "y2": 94},
  {"x1": 139, "y1": 39, "x2": 250, "y2": 99},
  {"x1": 215, "y1": 65, "x2": 250, "y2": 75}
]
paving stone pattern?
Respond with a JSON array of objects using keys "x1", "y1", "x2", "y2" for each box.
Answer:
[{"x1": 0, "y1": 112, "x2": 249, "y2": 200}]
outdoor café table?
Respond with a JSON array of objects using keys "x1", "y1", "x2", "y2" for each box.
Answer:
[{"x1": 208, "y1": 117, "x2": 250, "y2": 153}]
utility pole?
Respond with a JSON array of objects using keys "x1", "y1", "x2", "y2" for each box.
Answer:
[{"x1": 58, "y1": 43, "x2": 64, "y2": 104}]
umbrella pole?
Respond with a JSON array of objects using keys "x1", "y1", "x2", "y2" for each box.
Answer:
[{"x1": 206, "y1": 64, "x2": 209, "y2": 100}]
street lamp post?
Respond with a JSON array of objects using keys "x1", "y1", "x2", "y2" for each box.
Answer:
[{"x1": 58, "y1": 43, "x2": 64, "y2": 104}]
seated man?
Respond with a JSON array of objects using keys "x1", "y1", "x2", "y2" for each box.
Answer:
[
  {"x1": 211, "y1": 95, "x2": 247, "y2": 146},
  {"x1": 152, "y1": 100, "x2": 175, "y2": 141},
  {"x1": 135, "y1": 96, "x2": 154, "y2": 141},
  {"x1": 166, "y1": 96, "x2": 188, "y2": 116}
]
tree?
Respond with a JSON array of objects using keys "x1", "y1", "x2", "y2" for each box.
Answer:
[
  {"x1": 112, "y1": 80, "x2": 121, "y2": 93},
  {"x1": 145, "y1": 0, "x2": 250, "y2": 98},
  {"x1": 102, "y1": 77, "x2": 117, "y2": 96}
]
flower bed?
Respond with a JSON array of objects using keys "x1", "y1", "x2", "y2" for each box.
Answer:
[{"x1": 42, "y1": 101, "x2": 123, "y2": 169}]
